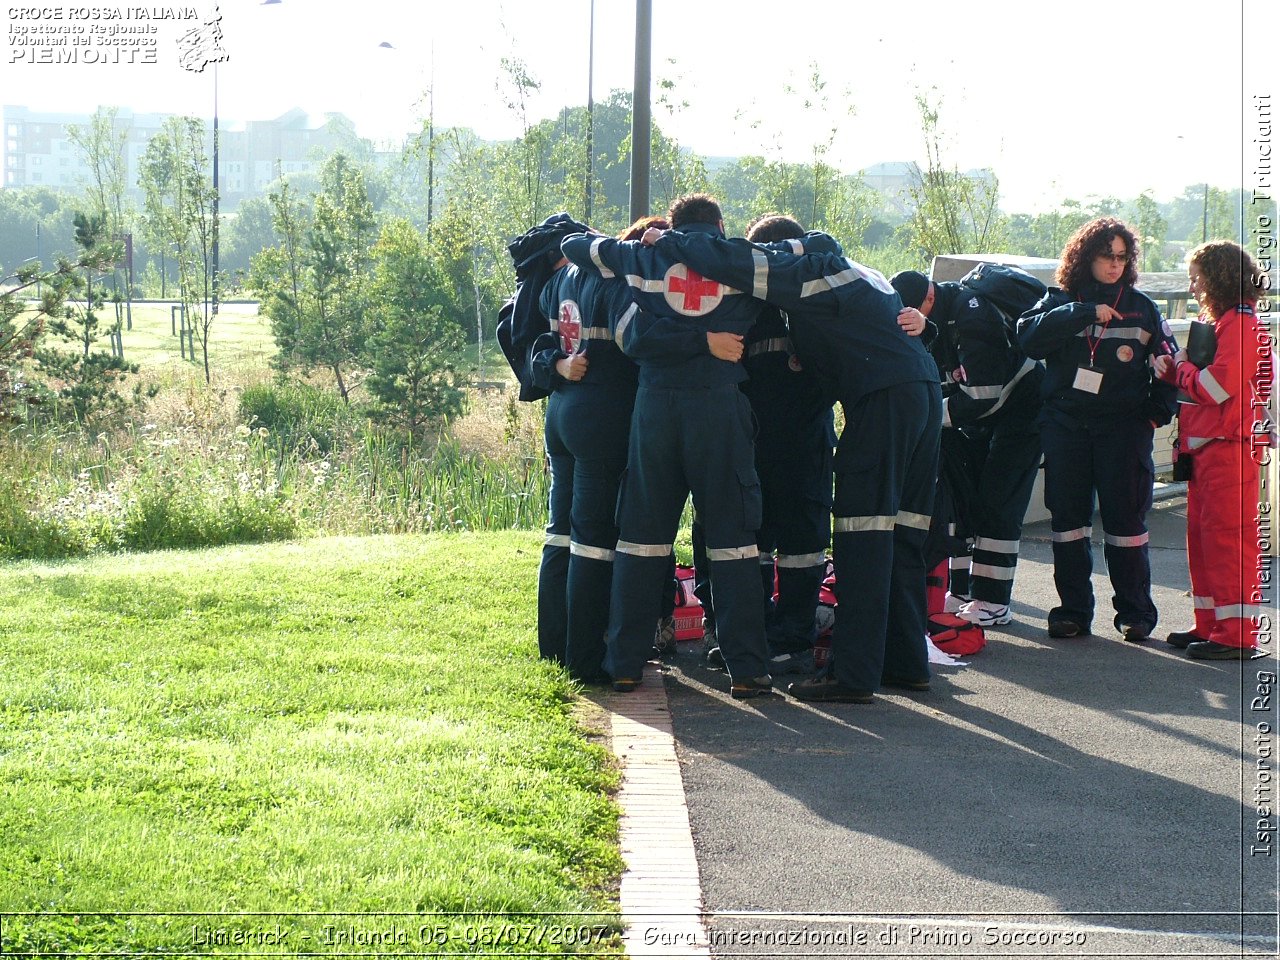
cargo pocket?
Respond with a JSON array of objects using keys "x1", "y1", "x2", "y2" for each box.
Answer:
[{"x1": 738, "y1": 465, "x2": 763, "y2": 531}]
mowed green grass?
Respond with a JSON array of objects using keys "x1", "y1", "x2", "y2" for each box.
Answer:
[
  {"x1": 0, "y1": 532, "x2": 623, "y2": 956},
  {"x1": 113, "y1": 301, "x2": 275, "y2": 371}
]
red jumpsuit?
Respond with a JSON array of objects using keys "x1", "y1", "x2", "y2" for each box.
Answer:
[{"x1": 1164, "y1": 304, "x2": 1273, "y2": 649}]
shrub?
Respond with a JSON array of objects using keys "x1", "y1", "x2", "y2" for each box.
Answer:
[{"x1": 238, "y1": 380, "x2": 355, "y2": 454}]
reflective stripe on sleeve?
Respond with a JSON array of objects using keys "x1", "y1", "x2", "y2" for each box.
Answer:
[
  {"x1": 570, "y1": 542, "x2": 616, "y2": 562},
  {"x1": 1051, "y1": 526, "x2": 1092, "y2": 542},
  {"x1": 589, "y1": 237, "x2": 615, "y2": 278},
  {"x1": 1197, "y1": 368, "x2": 1231, "y2": 404},
  {"x1": 544, "y1": 534, "x2": 571, "y2": 548},
  {"x1": 1104, "y1": 531, "x2": 1150, "y2": 548},
  {"x1": 751, "y1": 249, "x2": 769, "y2": 300},
  {"x1": 615, "y1": 540, "x2": 674, "y2": 558},
  {"x1": 1075, "y1": 326, "x2": 1152, "y2": 344},
  {"x1": 707, "y1": 545, "x2": 761, "y2": 561},
  {"x1": 834, "y1": 515, "x2": 897, "y2": 533},
  {"x1": 785, "y1": 239, "x2": 804, "y2": 254},
  {"x1": 1193, "y1": 595, "x2": 1216, "y2": 610},
  {"x1": 1185, "y1": 436, "x2": 1221, "y2": 450},
  {"x1": 614, "y1": 302, "x2": 637, "y2": 349}
]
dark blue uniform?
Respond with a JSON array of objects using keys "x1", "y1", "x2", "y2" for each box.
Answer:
[
  {"x1": 926, "y1": 282, "x2": 1044, "y2": 607},
  {"x1": 741, "y1": 304, "x2": 835, "y2": 656},
  {"x1": 652, "y1": 231, "x2": 942, "y2": 694},
  {"x1": 561, "y1": 223, "x2": 771, "y2": 687},
  {"x1": 531, "y1": 265, "x2": 640, "y2": 681},
  {"x1": 1018, "y1": 282, "x2": 1178, "y2": 634}
]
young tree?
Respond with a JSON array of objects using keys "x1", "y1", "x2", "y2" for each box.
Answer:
[
  {"x1": 364, "y1": 219, "x2": 465, "y2": 433},
  {"x1": 0, "y1": 238, "x2": 116, "y2": 420},
  {"x1": 1132, "y1": 192, "x2": 1169, "y2": 271},
  {"x1": 251, "y1": 155, "x2": 376, "y2": 402},
  {"x1": 905, "y1": 89, "x2": 1006, "y2": 259},
  {"x1": 32, "y1": 212, "x2": 151, "y2": 424},
  {"x1": 250, "y1": 179, "x2": 311, "y2": 371},
  {"x1": 67, "y1": 106, "x2": 134, "y2": 334}
]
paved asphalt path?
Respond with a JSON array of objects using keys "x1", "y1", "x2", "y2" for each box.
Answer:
[{"x1": 658, "y1": 494, "x2": 1279, "y2": 958}]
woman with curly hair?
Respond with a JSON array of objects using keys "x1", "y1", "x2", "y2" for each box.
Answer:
[
  {"x1": 1018, "y1": 217, "x2": 1179, "y2": 642},
  {"x1": 1153, "y1": 240, "x2": 1271, "y2": 659}
]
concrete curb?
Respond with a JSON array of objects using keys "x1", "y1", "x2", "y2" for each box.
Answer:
[{"x1": 602, "y1": 663, "x2": 711, "y2": 959}]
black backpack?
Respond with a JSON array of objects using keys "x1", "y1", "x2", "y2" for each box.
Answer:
[{"x1": 958, "y1": 262, "x2": 1048, "y2": 337}]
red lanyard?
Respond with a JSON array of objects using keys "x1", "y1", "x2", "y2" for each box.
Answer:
[{"x1": 1081, "y1": 286, "x2": 1125, "y2": 368}]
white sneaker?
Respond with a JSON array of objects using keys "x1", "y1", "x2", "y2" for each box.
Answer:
[
  {"x1": 943, "y1": 591, "x2": 971, "y2": 614},
  {"x1": 958, "y1": 600, "x2": 1012, "y2": 627}
]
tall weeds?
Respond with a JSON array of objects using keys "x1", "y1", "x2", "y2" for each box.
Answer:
[{"x1": 0, "y1": 382, "x2": 549, "y2": 560}]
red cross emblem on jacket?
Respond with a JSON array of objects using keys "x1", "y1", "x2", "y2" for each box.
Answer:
[
  {"x1": 664, "y1": 263, "x2": 723, "y2": 316},
  {"x1": 558, "y1": 300, "x2": 583, "y2": 353}
]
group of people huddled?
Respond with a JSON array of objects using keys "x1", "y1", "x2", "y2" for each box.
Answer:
[{"x1": 505, "y1": 194, "x2": 1272, "y2": 704}]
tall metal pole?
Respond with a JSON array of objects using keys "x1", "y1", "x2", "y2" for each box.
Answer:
[
  {"x1": 629, "y1": 0, "x2": 651, "y2": 222},
  {"x1": 426, "y1": 45, "x2": 435, "y2": 245},
  {"x1": 1202, "y1": 182, "x2": 1209, "y2": 244},
  {"x1": 585, "y1": 0, "x2": 595, "y2": 223},
  {"x1": 212, "y1": 63, "x2": 220, "y2": 316}
]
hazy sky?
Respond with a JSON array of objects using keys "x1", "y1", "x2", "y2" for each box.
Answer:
[{"x1": 2, "y1": 0, "x2": 1273, "y2": 214}]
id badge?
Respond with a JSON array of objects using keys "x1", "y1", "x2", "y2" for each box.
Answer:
[{"x1": 1073, "y1": 367, "x2": 1104, "y2": 394}]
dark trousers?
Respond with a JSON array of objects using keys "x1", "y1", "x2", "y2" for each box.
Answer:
[
  {"x1": 606, "y1": 384, "x2": 769, "y2": 682},
  {"x1": 1041, "y1": 415, "x2": 1157, "y2": 632},
  {"x1": 538, "y1": 387, "x2": 634, "y2": 680},
  {"x1": 828, "y1": 381, "x2": 942, "y2": 692},
  {"x1": 948, "y1": 381, "x2": 1042, "y2": 605},
  {"x1": 693, "y1": 426, "x2": 833, "y2": 653}
]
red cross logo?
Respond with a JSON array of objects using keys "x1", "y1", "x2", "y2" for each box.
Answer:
[
  {"x1": 558, "y1": 300, "x2": 582, "y2": 353},
  {"x1": 664, "y1": 264, "x2": 723, "y2": 316}
]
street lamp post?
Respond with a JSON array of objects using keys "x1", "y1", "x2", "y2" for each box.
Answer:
[
  {"x1": 629, "y1": 0, "x2": 651, "y2": 222},
  {"x1": 212, "y1": 63, "x2": 220, "y2": 317}
]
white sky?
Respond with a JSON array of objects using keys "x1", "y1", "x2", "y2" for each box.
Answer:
[{"x1": 2, "y1": 0, "x2": 1275, "y2": 214}]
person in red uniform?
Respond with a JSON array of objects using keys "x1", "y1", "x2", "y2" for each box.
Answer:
[{"x1": 1154, "y1": 240, "x2": 1272, "y2": 660}]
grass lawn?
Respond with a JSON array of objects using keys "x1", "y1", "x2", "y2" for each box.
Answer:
[
  {"x1": 110, "y1": 301, "x2": 276, "y2": 373},
  {"x1": 0, "y1": 532, "x2": 623, "y2": 956}
]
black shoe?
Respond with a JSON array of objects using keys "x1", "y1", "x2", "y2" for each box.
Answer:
[
  {"x1": 881, "y1": 675, "x2": 931, "y2": 692},
  {"x1": 1166, "y1": 629, "x2": 1206, "y2": 650},
  {"x1": 1118, "y1": 622, "x2": 1151, "y2": 643},
  {"x1": 652, "y1": 615, "x2": 678, "y2": 658},
  {"x1": 788, "y1": 676, "x2": 874, "y2": 703},
  {"x1": 730, "y1": 675, "x2": 774, "y2": 700},
  {"x1": 1048, "y1": 619, "x2": 1087, "y2": 638},
  {"x1": 1186, "y1": 640, "x2": 1259, "y2": 660},
  {"x1": 611, "y1": 677, "x2": 642, "y2": 692}
]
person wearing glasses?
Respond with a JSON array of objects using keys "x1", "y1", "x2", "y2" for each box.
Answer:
[{"x1": 1017, "y1": 218, "x2": 1179, "y2": 643}]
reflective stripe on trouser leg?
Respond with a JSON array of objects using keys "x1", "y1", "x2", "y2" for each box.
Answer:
[
  {"x1": 771, "y1": 560, "x2": 826, "y2": 652},
  {"x1": 1094, "y1": 417, "x2": 1156, "y2": 631},
  {"x1": 1196, "y1": 440, "x2": 1262, "y2": 648},
  {"x1": 707, "y1": 551, "x2": 771, "y2": 679},
  {"x1": 948, "y1": 552, "x2": 972, "y2": 599},
  {"x1": 565, "y1": 548, "x2": 612, "y2": 682},
  {"x1": 1041, "y1": 420, "x2": 1097, "y2": 627},
  {"x1": 537, "y1": 440, "x2": 574, "y2": 663},
  {"x1": 828, "y1": 380, "x2": 939, "y2": 692},
  {"x1": 604, "y1": 550, "x2": 674, "y2": 680},
  {"x1": 970, "y1": 535, "x2": 1020, "y2": 605},
  {"x1": 968, "y1": 396, "x2": 1042, "y2": 605}
]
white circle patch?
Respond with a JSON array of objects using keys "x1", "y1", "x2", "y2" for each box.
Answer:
[{"x1": 663, "y1": 263, "x2": 724, "y2": 316}]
